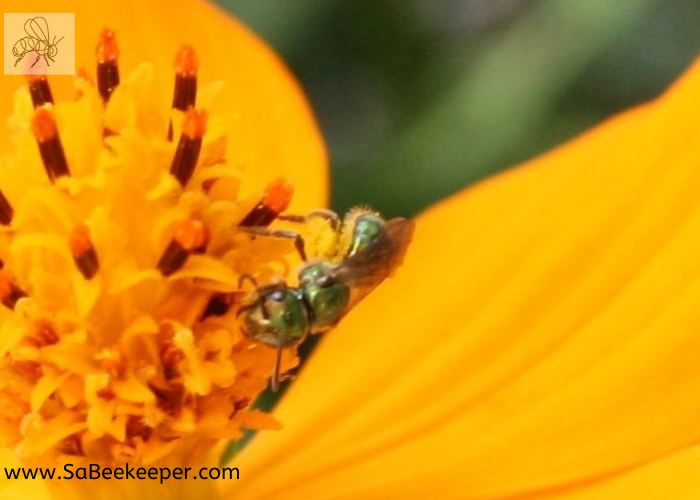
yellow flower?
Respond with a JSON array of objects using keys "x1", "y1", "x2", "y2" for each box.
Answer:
[{"x1": 2, "y1": 1, "x2": 700, "y2": 500}]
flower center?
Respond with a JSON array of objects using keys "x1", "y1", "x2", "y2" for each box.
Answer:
[{"x1": 0, "y1": 29, "x2": 298, "y2": 467}]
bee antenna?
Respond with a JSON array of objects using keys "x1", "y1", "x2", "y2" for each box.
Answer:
[
  {"x1": 235, "y1": 303, "x2": 253, "y2": 318},
  {"x1": 271, "y1": 346, "x2": 282, "y2": 392},
  {"x1": 238, "y1": 273, "x2": 259, "y2": 290}
]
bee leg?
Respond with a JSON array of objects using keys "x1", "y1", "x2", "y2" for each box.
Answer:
[
  {"x1": 239, "y1": 226, "x2": 307, "y2": 261},
  {"x1": 310, "y1": 209, "x2": 341, "y2": 230},
  {"x1": 270, "y1": 346, "x2": 283, "y2": 392},
  {"x1": 278, "y1": 209, "x2": 341, "y2": 231},
  {"x1": 275, "y1": 214, "x2": 305, "y2": 223}
]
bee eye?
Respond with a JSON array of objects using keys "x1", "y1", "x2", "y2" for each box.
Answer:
[
  {"x1": 268, "y1": 290, "x2": 286, "y2": 302},
  {"x1": 318, "y1": 275, "x2": 335, "y2": 287}
]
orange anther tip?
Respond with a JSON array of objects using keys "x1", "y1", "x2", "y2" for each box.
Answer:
[
  {"x1": 31, "y1": 107, "x2": 57, "y2": 142},
  {"x1": 25, "y1": 74, "x2": 47, "y2": 83},
  {"x1": 263, "y1": 177, "x2": 294, "y2": 214},
  {"x1": 175, "y1": 45, "x2": 199, "y2": 76},
  {"x1": 174, "y1": 219, "x2": 208, "y2": 251},
  {"x1": 182, "y1": 108, "x2": 207, "y2": 138},
  {"x1": 96, "y1": 28, "x2": 119, "y2": 62},
  {"x1": 69, "y1": 224, "x2": 93, "y2": 256}
]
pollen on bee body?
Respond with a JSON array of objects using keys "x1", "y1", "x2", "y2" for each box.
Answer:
[{"x1": 0, "y1": 28, "x2": 303, "y2": 468}]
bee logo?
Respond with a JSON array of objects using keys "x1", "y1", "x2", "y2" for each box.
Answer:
[{"x1": 12, "y1": 16, "x2": 64, "y2": 68}]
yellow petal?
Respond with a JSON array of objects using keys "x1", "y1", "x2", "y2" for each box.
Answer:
[
  {"x1": 533, "y1": 443, "x2": 700, "y2": 499},
  {"x1": 1, "y1": 0, "x2": 327, "y2": 210},
  {"x1": 230, "y1": 57, "x2": 700, "y2": 498}
]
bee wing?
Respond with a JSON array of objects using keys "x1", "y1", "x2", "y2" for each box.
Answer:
[
  {"x1": 26, "y1": 17, "x2": 50, "y2": 42},
  {"x1": 333, "y1": 217, "x2": 414, "y2": 307}
]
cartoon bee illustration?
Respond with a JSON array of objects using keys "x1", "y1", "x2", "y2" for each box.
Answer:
[{"x1": 12, "y1": 17, "x2": 64, "y2": 68}]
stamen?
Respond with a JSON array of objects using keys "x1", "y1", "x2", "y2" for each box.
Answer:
[
  {"x1": 169, "y1": 108, "x2": 207, "y2": 186},
  {"x1": 69, "y1": 224, "x2": 100, "y2": 280},
  {"x1": 157, "y1": 218, "x2": 208, "y2": 276},
  {"x1": 0, "y1": 270, "x2": 27, "y2": 311},
  {"x1": 126, "y1": 416, "x2": 152, "y2": 442},
  {"x1": 0, "y1": 190, "x2": 14, "y2": 225},
  {"x1": 168, "y1": 45, "x2": 199, "y2": 141},
  {"x1": 1, "y1": 28, "x2": 307, "y2": 466},
  {"x1": 31, "y1": 107, "x2": 70, "y2": 181},
  {"x1": 21, "y1": 320, "x2": 59, "y2": 348},
  {"x1": 96, "y1": 28, "x2": 120, "y2": 103},
  {"x1": 239, "y1": 177, "x2": 294, "y2": 227},
  {"x1": 74, "y1": 67, "x2": 95, "y2": 100},
  {"x1": 26, "y1": 75, "x2": 54, "y2": 108},
  {"x1": 201, "y1": 293, "x2": 232, "y2": 320},
  {"x1": 60, "y1": 435, "x2": 84, "y2": 456},
  {"x1": 95, "y1": 346, "x2": 124, "y2": 376}
]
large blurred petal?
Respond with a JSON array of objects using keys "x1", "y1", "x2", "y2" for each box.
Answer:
[
  {"x1": 231, "y1": 55, "x2": 700, "y2": 499},
  {"x1": 1, "y1": 0, "x2": 326, "y2": 209}
]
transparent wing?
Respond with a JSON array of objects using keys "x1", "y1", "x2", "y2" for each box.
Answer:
[
  {"x1": 333, "y1": 217, "x2": 414, "y2": 308},
  {"x1": 26, "y1": 17, "x2": 50, "y2": 43}
]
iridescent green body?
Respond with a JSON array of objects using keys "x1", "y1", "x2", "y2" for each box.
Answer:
[
  {"x1": 242, "y1": 288, "x2": 310, "y2": 347},
  {"x1": 347, "y1": 213, "x2": 385, "y2": 257},
  {"x1": 241, "y1": 208, "x2": 414, "y2": 390},
  {"x1": 298, "y1": 262, "x2": 350, "y2": 329}
]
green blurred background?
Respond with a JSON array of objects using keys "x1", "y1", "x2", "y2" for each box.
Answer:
[
  {"x1": 219, "y1": 0, "x2": 700, "y2": 218},
  {"x1": 216, "y1": 1, "x2": 700, "y2": 457}
]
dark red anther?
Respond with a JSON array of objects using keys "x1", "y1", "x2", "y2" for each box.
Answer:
[
  {"x1": 239, "y1": 177, "x2": 294, "y2": 227},
  {"x1": 169, "y1": 108, "x2": 207, "y2": 186},
  {"x1": 157, "y1": 218, "x2": 208, "y2": 276},
  {"x1": 96, "y1": 28, "x2": 120, "y2": 103},
  {"x1": 32, "y1": 107, "x2": 70, "y2": 181},
  {"x1": 27, "y1": 74, "x2": 54, "y2": 108},
  {"x1": 168, "y1": 45, "x2": 199, "y2": 141},
  {"x1": 200, "y1": 293, "x2": 232, "y2": 320},
  {"x1": 69, "y1": 224, "x2": 100, "y2": 280},
  {"x1": 0, "y1": 270, "x2": 27, "y2": 310},
  {"x1": 0, "y1": 190, "x2": 13, "y2": 226}
]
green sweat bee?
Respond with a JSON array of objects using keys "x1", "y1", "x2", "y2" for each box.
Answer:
[{"x1": 238, "y1": 208, "x2": 414, "y2": 390}]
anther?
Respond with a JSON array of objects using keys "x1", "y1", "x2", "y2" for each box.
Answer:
[
  {"x1": 239, "y1": 177, "x2": 294, "y2": 227},
  {"x1": 169, "y1": 108, "x2": 207, "y2": 186},
  {"x1": 157, "y1": 218, "x2": 208, "y2": 277},
  {"x1": 200, "y1": 293, "x2": 232, "y2": 320},
  {"x1": 69, "y1": 224, "x2": 100, "y2": 280},
  {"x1": 0, "y1": 270, "x2": 27, "y2": 311},
  {"x1": 32, "y1": 107, "x2": 70, "y2": 181},
  {"x1": 168, "y1": 45, "x2": 199, "y2": 141},
  {"x1": 21, "y1": 320, "x2": 59, "y2": 348},
  {"x1": 96, "y1": 28, "x2": 120, "y2": 103},
  {"x1": 0, "y1": 190, "x2": 14, "y2": 225},
  {"x1": 26, "y1": 74, "x2": 54, "y2": 108}
]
